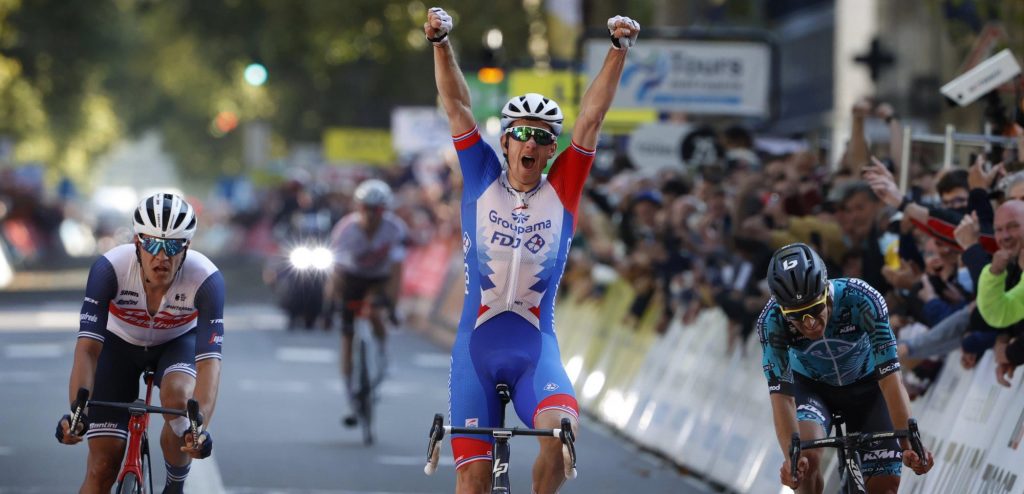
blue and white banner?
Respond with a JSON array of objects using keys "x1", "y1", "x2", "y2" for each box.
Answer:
[{"x1": 584, "y1": 39, "x2": 771, "y2": 117}]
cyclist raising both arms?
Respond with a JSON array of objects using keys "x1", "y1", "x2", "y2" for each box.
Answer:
[
  {"x1": 425, "y1": 6, "x2": 639, "y2": 493},
  {"x1": 56, "y1": 193, "x2": 223, "y2": 494},
  {"x1": 758, "y1": 243, "x2": 933, "y2": 493},
  {"x1": 328, "y1": 178, "x2": 407, "y2": 427}
]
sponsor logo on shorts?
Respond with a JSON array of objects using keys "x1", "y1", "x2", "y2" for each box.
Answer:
[
  {"x1": 465, "y1": 418, "x2": 478, "y2": 428},
  {"x1": 80, "y1": 313, "x2": 98, "y2": 323},
  {"x1": 92, "y1": 421, "x2": 120, "y2": 429},
  {"x1": 166, "y1": 363, "x2": 194, "y2": 374},
  {"x1": 797, "y1": 404, "x2": 827, "y2": 423},
  {"x1": 543, "y1": 382, "x2": 559, "y2": 391}
]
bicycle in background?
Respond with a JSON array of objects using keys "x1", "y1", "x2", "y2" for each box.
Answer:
[
  {"x1": 344, "y1": 298, "x2": 387, "y2": 445},
  {"x1": 67, "y1": 371, "x2": 202, "y2": 494},
  {"x1": 423, "y1": 384, "x2": 578, "y2": 493},
  {"x1": 789, "y1": 414, "x2": 925, "y2": 494}
]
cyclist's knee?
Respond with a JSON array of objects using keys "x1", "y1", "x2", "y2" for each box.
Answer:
[
  {"x1": 865, "y1": 474, "x2": 900, "y2": 494},
  {"x1": 85, "y1": 445, "x2": 122, "y2": 486},
  {"x1": 802, "y1": 447, "x2": 825, "y2": 476},
  {"x1": 159, "y1": 374, "x2": 193, "y2": 408}
]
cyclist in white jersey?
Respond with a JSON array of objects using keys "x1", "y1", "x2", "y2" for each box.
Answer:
[
  {"x1": 426, "y1": 7, "x2": 640, "y2": 493},
  {"x1": 328, "y1": 179, "x2": 407, "y2": 426},
  {"x1": 56, "y1": 193, "x2": 223, "y2": 494}
]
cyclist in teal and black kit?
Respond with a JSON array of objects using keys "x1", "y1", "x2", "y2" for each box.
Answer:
[{"x1": 758, "y1": 243, "x2": 933, "y2": 494}]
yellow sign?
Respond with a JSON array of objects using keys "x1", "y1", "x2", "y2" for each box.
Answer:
[
  {"x1": 323, "y1": 127, "x2": 395, "y2": 165},
  {"x1": 508, "y1": 69, "x2": 656, "y2": 136}
]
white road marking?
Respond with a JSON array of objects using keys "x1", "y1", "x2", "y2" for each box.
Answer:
[
  {"x1": 238, "y1": 379, "x2": 312, "y2": 394},
  {"x1": 275, "y1": 347, "x2": 336, "y2": 364},
  {"x1": 184, "y1": 453, "x2": 227, "y2": 494},
  {"x1": 4, "y1": 343, "x2": 64, "y2": 358},
  {"x1": 0, "y1": 371, "x2": 47, "y2": 383},
  {"x1": 412, "y1": 353, "x2": 449, "y2": 369},
  {"x1": 376, "y1": 454, "x2": 454, "y2": 467}
]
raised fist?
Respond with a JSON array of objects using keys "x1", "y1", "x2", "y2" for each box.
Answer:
[
  {"x1": 607, "y1": 15, "x2": 640, "y2": 50},
  {"x1": 424, "y1": 7, "x2": 453, "y2": 45}
]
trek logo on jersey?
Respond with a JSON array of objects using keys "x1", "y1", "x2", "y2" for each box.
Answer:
[
  {"x1": 80, "y1": 313, "x2": 98, "y2": 324},
  {"x1": 465, "y1": 418, "x2": 479, "y2": 428},
  {"x1": 83, "y1": 297, "x2": 99, "y2": 305},
  {"x1": 544, "y1": 382, "x2": 559, "y2": 391},
  {"x1": 525, "y1": 234, "x2": 545, "y2": 254},
  {"x1": 488, "y1": 210, "x2": 551, "y2": 234},
  {"x1": 210, "y1": 318, "x2": 224, "y2": 325}
]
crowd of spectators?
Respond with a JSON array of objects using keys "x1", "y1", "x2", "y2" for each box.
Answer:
[{"x1": 560, "y1": 98, "x2": 1024, "y2": 398}]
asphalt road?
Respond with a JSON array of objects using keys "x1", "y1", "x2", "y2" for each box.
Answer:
[{"x1": 0, "y1": 259, "x2": 716, "y2": 493}]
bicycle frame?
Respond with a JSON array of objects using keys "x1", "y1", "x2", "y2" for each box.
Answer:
[{"x1": 70, "y1": 374, "x2": 199, "y2": 494}]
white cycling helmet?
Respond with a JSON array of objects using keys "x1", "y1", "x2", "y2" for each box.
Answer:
[
  {"x1": 500, "y1": 93, "x2": 563, "y2": 136},
  {"x1": 132, "y1": 192, "x2": 197, "y2": 240},
  {"x1": 354, "y1": 179, "x2": 393, "y2": 208}
]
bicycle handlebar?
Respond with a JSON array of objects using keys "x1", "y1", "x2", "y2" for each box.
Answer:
[
  {"x1": 422, "y1": 413, "x2": 578, "y2": 480},
  {"x1": 789, "y1": 419, "x2": 925, "y2": 482},
  {"x1": 68, "y1": 388, "x2": 90, "y2": 437}
]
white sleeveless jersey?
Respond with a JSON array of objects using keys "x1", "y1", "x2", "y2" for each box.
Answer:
[
  {"x1": 99, "y1": 244, "x2": 220, "y2": 349},
  {"x1": 329, "y1": 211, "x2": 408, "y2": 279}
]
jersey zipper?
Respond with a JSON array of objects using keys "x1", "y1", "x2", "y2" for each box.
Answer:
[{"x1": 505, "y1": 190, "x2": 526, "y2": 311}]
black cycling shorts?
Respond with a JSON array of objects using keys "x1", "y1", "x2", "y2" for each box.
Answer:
[
  {"x1": 338, "y1": 272, "x2": 388, "y2": 335},
  {"x1": 85, "y1": 330, "x2": 197, "y2": 441},
  {"x1": 794, "y1": 373, "x2": 903, "y2": 478}
]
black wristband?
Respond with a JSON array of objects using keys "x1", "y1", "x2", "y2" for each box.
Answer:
[
  {"x1": 610, "y1": 34, "x2": 622, "y2": 49},
  {"x1": 426, "y1": 32, "x2": 448, "y2": 44}
]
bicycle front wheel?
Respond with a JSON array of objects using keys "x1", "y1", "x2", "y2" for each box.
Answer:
[
  {"x1": 117, "y1": 472, "x2": 142, "y2": 494},
  {"x1": 356, "y1": 335, "x2": 374, "y2": 445}
]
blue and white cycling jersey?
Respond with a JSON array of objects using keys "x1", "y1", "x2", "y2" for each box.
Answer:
[
  {"x1": 78, "y1": 244, "x2": 225, "y2": 361},
  {"x1": 757, "y1": 278, "x2": 900, "y2": 395}
]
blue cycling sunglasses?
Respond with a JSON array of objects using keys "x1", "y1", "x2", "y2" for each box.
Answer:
[{"x1": 139, "y1": 235, "x2": 188, "y2": 257}]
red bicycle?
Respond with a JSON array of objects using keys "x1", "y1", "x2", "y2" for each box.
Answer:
[{"x1": 68, "y1": 371, "x2": 201, "y2": 494}]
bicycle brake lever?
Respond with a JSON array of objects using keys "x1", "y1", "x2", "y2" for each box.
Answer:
[
  {"x1": 186, "y1": 399, "x2": 201, "y2": 439},
  {"x1": 424, "y1": 414, "x2": 445, "y2": 476},
  {"x1": 69, "y1": 388, "x2": 90, "y2": 435},
  {"x1": 908, "y1": 419, "x2": 924, "y2": 460},
  {"x1": 789, "y1": 433, "x2": 801, "y2": 482}
]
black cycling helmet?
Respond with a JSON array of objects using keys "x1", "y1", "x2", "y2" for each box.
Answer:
[{"x1": 767, "y1": 243, "x2": 828, "y2": 309}]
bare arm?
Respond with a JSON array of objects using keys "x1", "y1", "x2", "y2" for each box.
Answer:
[
  {"x1": 769, "y1": 393, "x2": 800, "y2": 453},
  {"x1": 573, "y1": 49, "x2": 628, "y2": 149},
  {"x1": 68, "y1": 338, "x2": 102, "y2": 405},
  {"x1": 426, "y1": 10, "x2": 475, "y2": 135},
  {"x1": 572, "y1": 17, "x2": 639, "y2": 149},
  {"x1": 193, "y1": 359, "x2": 221, "y2": 426},
  {"x1": 848, "y1": 99, "x2": 872, "y2": 174}
]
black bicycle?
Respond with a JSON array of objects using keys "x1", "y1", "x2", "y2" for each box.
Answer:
[
  {"x1": 789, "y1": 414, "x2": 925, "y2": 494},
  {"x1": 423, "y1": 384, "x2": 577, "y2": 493}
]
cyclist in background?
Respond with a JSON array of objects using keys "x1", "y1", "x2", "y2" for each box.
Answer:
[
  {"x1": 758, "y1": 242, "x2": 933, "y2": 493},
  {"x1": 56, "y1": 193, "x2": 223, "y2": 494},
  {"x1": 426, "y1": 6, "x2": 639, "y2": 493},
  {"x1": 328, "y1": 178, "x2": 407, "y2": 427}
]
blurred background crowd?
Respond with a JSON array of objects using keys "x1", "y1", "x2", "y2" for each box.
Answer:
[{"x1": 3, "y1": 0, "x2": 1024, "y2": 400}]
